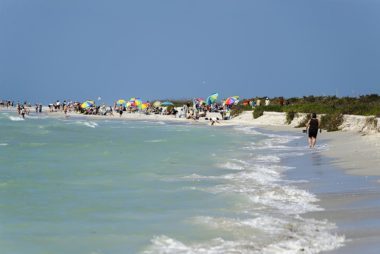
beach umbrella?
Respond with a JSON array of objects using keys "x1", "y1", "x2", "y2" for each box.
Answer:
[
  {"x1": 134, "y1": 98, "x2": 143, "y2": 108},
  {"x1": 140, "y1": 102, "x2": 150, "y2": 110},
  {"x1": 128, "y1": 97, "x2": 142, "y2": 108},
  {"x1": 206, "y1": 93, "x2": 218, "y2": 105},
  {"x1": 81, "y1": 100, "x2": 95, "y2": 109},
  {"x1": 153, "y1": 101, "x2": 161, "y2": 107},
  {"x1": 116, "y1": 99, "x2": 127, "y2": 106},
  {"x1": 224, "y1": 97, "x2": 237, "y2": 106},
  {"x1": 194, "y1": 98, "x2": 205, "y2": 105},
  {"x1": 161, "y1": 101, "x2": 174, "y2": 106}
]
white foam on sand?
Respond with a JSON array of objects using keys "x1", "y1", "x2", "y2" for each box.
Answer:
[
  {"x1": 189, "y1": 215, "x2": 345, "y2": 252},
  {"x1": 144, "y1": 220, "x2": 344, "y2": 254}
]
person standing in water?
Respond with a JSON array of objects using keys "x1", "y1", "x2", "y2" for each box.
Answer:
[
  {"x1": 306, "y1": 113, "x2": 320, "y2": 148},
  {"x1": 20, "y1": 106, "x2": 26, "y2": 119}
]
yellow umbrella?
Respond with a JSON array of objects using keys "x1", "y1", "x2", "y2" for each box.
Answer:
[{"x1": 81, "y1": 100, "x2": 95, "y2": 109}]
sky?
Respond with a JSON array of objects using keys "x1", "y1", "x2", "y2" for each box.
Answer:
[{"x1": 1, "y1": 0, "x2": 380, "y2": 104}]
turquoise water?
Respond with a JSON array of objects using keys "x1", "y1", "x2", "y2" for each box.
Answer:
[{"x1": 0, "y1": 112, "x2": 344, "y2": 253}]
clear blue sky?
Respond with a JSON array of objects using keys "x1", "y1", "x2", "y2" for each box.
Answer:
[{"x1": 1, "y1": 0, "x2": 379, "y2": 104}]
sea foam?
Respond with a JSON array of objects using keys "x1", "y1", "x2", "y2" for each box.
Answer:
[{"x1": 9, "y1": 116, "x2": 24, "y2": 121}]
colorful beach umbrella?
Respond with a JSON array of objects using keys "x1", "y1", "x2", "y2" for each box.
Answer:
[
  {"x1": 81, "y1": 100, "x2": 95, "y2": 109},
  {"x1": 224, "y1": 97, "x2": 236, "y2": 106},
  {"x1": 206, "y1": 93, "x2": 218, "y2": 105},
  {"x1": 116, "y1": 99, "x2": 127, "y2": 106},
  {"x1": 140, "y1": 102, "x2": 150, "y2": 110},
  {"x1": 134, "y1": 99, "x2": 142, "y2": 108},
  {"x1": 128, "y1": 97, "x2": 142, "y2": 108},
  {"x1": 161, "y1": 101, "x2": 174, "y2": 106},
  {"x1": 194, "y1": 98, "x2": 205, "y2": 105},
  {"x1": 224, "y1": 96, "x2": 240, "y2": 106}
]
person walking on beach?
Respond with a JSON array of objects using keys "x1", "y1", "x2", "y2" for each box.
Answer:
[
  {"x1": 306, "y1": 113, "x2": 320, "y2": 148},
  {"x1": 20, "y1": 106, "x2": 26, "y2": 119}
]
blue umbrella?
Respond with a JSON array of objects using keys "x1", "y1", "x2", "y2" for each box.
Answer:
[{"x1": 161, "y1": 101, "x2": 174, "y2": 106}]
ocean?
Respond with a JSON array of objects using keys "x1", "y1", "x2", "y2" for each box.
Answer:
[{"x1": 0, "y1": 111, "x2": 344, "y2": 253}]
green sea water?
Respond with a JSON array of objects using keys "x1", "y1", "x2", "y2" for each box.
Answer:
[{"x1": 0, "y1": 112, "x2": 344, "y2": 253}]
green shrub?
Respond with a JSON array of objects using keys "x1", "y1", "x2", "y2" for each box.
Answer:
[
  {"x1": 231, "y1": 106, "x2": 244, "y2": 118},
  {"x1": 253, "y1": 107, "x2": 264, "y2": 119},
  {"x1": 285, "y1": 111, "x2": 297, "y2": 124},
  {"x1": 263, "y1": 105, "x2": 284, "y2": 112},
  {"x1": 365, "y1": 116, "x2": 378, "y2": 129},
  {"x1": 320, "y1": 113, "x2": 344, "y2": 132}
]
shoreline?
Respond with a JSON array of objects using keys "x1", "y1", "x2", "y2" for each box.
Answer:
[{"x1": 92, "y1": 110, "x2": 380, "y2": 178}]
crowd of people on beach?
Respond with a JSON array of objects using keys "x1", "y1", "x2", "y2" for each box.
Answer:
[
  {"x1": 1, "y1": 96, "x2": 290, "y2": 122},
  {"x1": 1, "y1": 96, "x2": 322, "y2": 147},
  {"x1": 0, "y1": 101, "x2": 43, "y2": 119}
]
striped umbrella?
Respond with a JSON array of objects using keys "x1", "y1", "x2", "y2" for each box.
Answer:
[
  {"x1": 81, "y1": 100, "x2": 95, "y2": 109},
  {"x1": 206, "y1": 93, "x2": 218, "y2": 105},
  {"x1": 224, "y1": 97, "x2": 236, "y2": 106},
  {"x1": 128, "y1": 98, "x2": 142, "y2": 108}
]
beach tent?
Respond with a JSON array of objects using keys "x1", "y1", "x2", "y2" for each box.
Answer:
[
  {"x1": 206, "y1": 93, "x2": 218, "y2": 105},
  {"x1": 81, "y1": 100, "x2": 95, "y2": 109}
]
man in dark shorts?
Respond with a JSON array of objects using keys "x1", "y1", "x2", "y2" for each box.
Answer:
[{"x1": 306, "y1": 113, "x2": 320, "y2": 148}]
